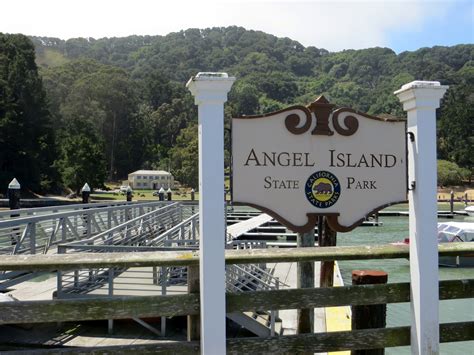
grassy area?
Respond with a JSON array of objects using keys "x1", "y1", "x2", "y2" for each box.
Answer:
[
  {"x1": 36, "y1": 48, "x2": 69, "y2": 67},
  {"x1": 91, "y1": 189, "x2": 199, "y2": 201}
]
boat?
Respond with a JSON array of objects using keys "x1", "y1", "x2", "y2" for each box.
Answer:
[
  {"x1": 465, "y1": 206, "x2": 474, "y2": 216},
  {"x1": 437, "y1": 222, "x2": 474, "y2": 267},
  {"x1": 391, "y1": 222, "x2": 474, "y2": 267}
]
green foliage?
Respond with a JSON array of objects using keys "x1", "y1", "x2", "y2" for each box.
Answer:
[
  {"x1": 55, "y1": 134, "x2": 107, "y2": 194},
  {"x1": 437, "y1": 64, "x2": 474, "y2": 173},
  {"x1": 169, "y1": 124, "x2": 198, "y2": 188},
  {"x1": 437, "y1": 160, "x2": 470, "y2": 186},
  {"x1": 0, "y1": 33, "x2": 57, "y2": 193}
]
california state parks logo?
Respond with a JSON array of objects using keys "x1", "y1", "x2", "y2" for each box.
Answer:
[{"x1": 305, "y1": 171, "x2": 341, "y2": 208}]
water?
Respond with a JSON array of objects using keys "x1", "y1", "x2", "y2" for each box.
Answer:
[{"x1": 337, "y1": 213, "x2": 474, "y2": 354}]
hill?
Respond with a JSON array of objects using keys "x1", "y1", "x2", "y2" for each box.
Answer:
[{"x1": 2, "y1": 27, "x2": 472, "y2": 192}]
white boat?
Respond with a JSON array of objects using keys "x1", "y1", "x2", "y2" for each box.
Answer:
[
  {"x1": 465, "y1": 206, "x2": 474, "y2": 217},
  {"x1": 437, "y1": 222, "x2": 474, "y2": 267}
]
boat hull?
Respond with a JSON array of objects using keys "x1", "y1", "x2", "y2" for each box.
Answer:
[{"x1": 439, "y1": 255, "x2": 474, "y2": 267}]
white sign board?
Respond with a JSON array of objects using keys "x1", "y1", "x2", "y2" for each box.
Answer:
[{"x1": 232, "y1": 96, "x2": 407, "y2": 232}]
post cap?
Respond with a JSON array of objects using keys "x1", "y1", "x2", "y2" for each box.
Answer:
[
  {"x1": 186, "y1": 72, "x2": 236, "y2": 104},
  {"x1": 167, "y1": 188, "x2": 172, "y2": 193},
  {"x1": 8, "y1": 178, "x2": 20, "y2": 189},
  {"x1": 191, "y1": 188, "x2": 195, "y2": 192},
  {"x1": 159, "y1": 187, "x2": 165, "y2": 193},
  {"x1": 126, "y1": 186, "x2": 133, "y2": 192},
  {"x1": 81, "y1": 183, "x2": 91, "y2": 192},
  {"x1": 394, "y1": 80, "x2": 448, "y2": 111}
]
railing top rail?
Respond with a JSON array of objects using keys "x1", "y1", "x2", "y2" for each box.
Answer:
[
  {"x1": 1, "y1": 243, "x2": 473, "y2": 271},
  {"x1": 0, "y1": 200, "x2": 141, "y2": 218},
  {"x1": 0, "y1": 201, "x2": 176, "y2": 228}
]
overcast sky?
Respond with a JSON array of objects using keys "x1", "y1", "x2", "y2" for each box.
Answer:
[{"x1": 1, "y1": 0, "x2": 472, "y2": 52}]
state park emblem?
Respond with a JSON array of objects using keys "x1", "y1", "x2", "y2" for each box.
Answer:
[{"x1": 305, "y1": 171, "x2": 341, "y2": 208}]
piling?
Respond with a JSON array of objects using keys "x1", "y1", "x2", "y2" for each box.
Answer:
[
  {"x1": 167, "y1": 188, "x2": 172, "y2": 201},
  {"x1": 8, "y1": 178, "x2": 21, "y2": 245},
  {"x1": 319, "y1": 217, "x2": 337, "y2": 288},
  {"x1": 351, "y1": 270, "x2": 388, "y2": 355},
  {"x1": 191, "y1": 188, "x2": 195, "y2": 201},
  {"x1": 8, "y1": 178, "x2": 21, "y2": 210},
  {"x1": 297, "y1": 230, "x2": 315, "y2": 335},
  {"x1": 126, "y1": 186, "x2": 133, "y2": 202},
  {"x1": 81, "y1": 183, "x2": 90, "y2": 203},
  {"x1": 450, "y1": 190, "x2": 454, "y2": 215},
  {"x1": 158, "y1": 187, "x2": 165, "y2": 201},
  {"x1": 187, "y1": 265, "x2": 200, "y2": 341}
]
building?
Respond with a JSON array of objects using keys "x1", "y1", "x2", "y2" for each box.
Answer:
[{"x1": 127, "y1": 170, "x2": 174, "y2": 190}]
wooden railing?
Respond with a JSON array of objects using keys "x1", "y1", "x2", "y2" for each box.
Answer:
[{"x1": 1, "y1": 243, "x2": 473, "y2": 353}]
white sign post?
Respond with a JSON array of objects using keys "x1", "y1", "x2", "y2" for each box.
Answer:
[
  {"x1": 395, "y1": 81, "x2": 448, "y2": 355},
  {"x1": 187, "y1": 72, "x2": 235, "y2": 355}
]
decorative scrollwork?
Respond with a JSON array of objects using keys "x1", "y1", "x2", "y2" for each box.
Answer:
[
  {"x1": 331, "y1": 108, "x2": 359, "y2": 136},
  {"x1": 284, "y1": 110, "x2": 312, "y2": 135}
]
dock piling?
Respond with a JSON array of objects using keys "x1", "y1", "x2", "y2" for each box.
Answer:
[{"x1": 351, "y1": 270, "x2": 388, "y2": 355}]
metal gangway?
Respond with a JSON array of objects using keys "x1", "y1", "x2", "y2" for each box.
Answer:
[
  {"x1": 0, "y1": 201, "x2": 188, "y2": 289},
  {"x1": 2, "y1": 201, "x2": 286, "y2": 337}
]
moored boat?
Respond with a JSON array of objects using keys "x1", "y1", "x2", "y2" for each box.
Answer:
[
  {"x1": 465, "y1": 206, "x2": 474, "y2": 217},
  {"x1": 437, "y1": 222, "x2": 474, "y2": 267},
  {"x1": 391, "y1": 222, "x2": 474, "y2": 267}
]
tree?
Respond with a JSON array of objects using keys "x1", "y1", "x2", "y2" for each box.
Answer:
[
  {"x1": 55, "y1": 134, "x2": 107, "y2": 194},
  {"x1": 169, "y1": 124, "x2": 198, "y2": 188},
  {"x1": 437, "y1": 67, "x2": 474, "y2": 175},
  {"x1": 0, "y1": 33, "x2": 57, "y2": 192}
]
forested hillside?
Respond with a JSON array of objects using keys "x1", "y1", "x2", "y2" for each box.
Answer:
[{"x1": 1, "y1": 27, "x2": 472, "y2": 193}]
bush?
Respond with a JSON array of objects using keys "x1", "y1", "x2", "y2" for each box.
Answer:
[{"x1": 437, "y1": 160, "x2": 470, "y2": 186}]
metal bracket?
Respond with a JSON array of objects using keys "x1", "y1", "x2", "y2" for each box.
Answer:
[
  {"x1": 408, "y1": 181, "x2": 416, "y2": 191},
  {"x1": 407, "y1": 132, "x2": 415, "y2": 142}
]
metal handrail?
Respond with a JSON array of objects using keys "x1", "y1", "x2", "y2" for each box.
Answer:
[{"x1": 0, "y1": 200, "x2": 144, "y2": 219}]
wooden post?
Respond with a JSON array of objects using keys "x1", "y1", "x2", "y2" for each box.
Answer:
[
  {"x1": 191, "y1": 188, "x2": 195, "y2": 201},
  {"x1": 167, "y1": 188, "x2": 172, "y2": 201},
  {"x1": 81, "y1": 183, "x2": 90, "y2": 203},
  {"x1": 319, "y1": 217, "x2": 337, "y2": 288},
  {"x1": 395, "y1": 81, "x2": 447, "y2": 355},
  {"x1": 297, "y1": 230, "x2": 315, "y2": 334},
  {"x1": 159, "y1": 187, "x2": 165, "y2": 201},
  {"x1": 187, "y1": 265, "x2": 200, "y2": 341},
  {"x1": 351, "y1": 270, "x2": 388, "y2": 355},
  {"x1": 187, "y1": 72, "x2": 235, "y2": 355},
  {"x1": 450, "y1": 190, "x2": 454, "y2": 214}
]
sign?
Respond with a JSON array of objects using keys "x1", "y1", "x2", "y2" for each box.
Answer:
[{"x1": 232, "y1": 96, "x2": 407, "y2": 232}]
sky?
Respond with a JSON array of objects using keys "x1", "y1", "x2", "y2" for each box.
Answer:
[{"x1": 1, "y1": 0, "x2": 472, "y2": 53}]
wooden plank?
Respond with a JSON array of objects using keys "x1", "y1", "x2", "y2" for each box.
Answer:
[
  {"x1": 7, "y1": 322, "x2": 471, "y2": 354},
  {"x1": 226, "y1": 213, "x2": 273, "y2": 239},
  {"x1": 226, "y1": 279, "x2": 474, "y2": 313},
  {"x1": 1, "y1": 244, "x2": 473, "y2": 271},
  {"x1": 226, "y1": 322, "x2": 473, "y2": 354},
  {"x1": 1, "y1": 279, "x2": 471, "y2": 325},
  {"x1": 0, "y1": 294, "x2": 200, "y2": 324}
]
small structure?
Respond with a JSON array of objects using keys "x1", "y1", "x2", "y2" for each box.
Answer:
[{"x1": 127, "y1": 170, "x2": 174, "y2": 190}]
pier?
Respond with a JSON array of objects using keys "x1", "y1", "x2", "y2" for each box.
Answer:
[{"x1": 0, "y1": 201, "x2": 473, "y2": 352}]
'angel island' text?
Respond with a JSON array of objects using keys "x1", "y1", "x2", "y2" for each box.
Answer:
[{"x1": 243, "y1": 149, "x2": 400, "y2": 168}]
